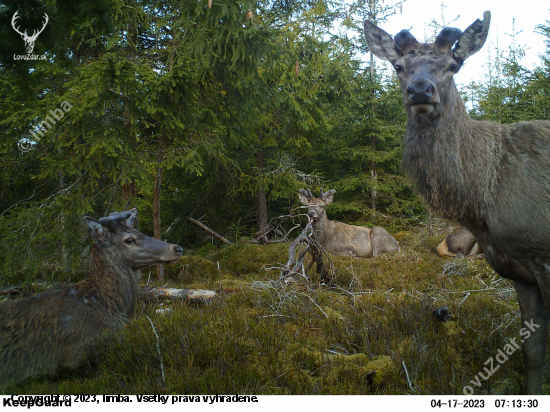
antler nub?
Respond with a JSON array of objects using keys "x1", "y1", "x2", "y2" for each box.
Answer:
[
  {"x1": 99, "y1": 211, "x2": 132, "y2": 230},
  {"x1": 394, "y1": 29, "x2": 419, "y2": 53},
  {"x1": 320, "y1": 188, "x2": 336, "y2": 201},
  {"x1": 299, "y1": 189, "x2": 314, "y2": 200},
  {"x1": 435, "y1": 27, "x2": 463, "y2": 50}
]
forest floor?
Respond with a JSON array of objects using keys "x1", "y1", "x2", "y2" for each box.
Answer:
[{"x1": 3, "y1": 222, "x2": 550, "y2": 395}]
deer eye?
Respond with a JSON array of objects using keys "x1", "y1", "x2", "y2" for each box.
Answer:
[
  {"x1": 448, "y1": 63, "x2": 458, "y2": 72},
  {"x1": 125, "y1": 238, "x2": 135, "y2": 245},
  {"x1": 394, "y1": 64, "x2": 403, "y2": 74}
]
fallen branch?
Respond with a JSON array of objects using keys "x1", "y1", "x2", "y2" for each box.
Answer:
[
  {"x1": 296, "y1": 292, "x2": 330, "y2": 318},
  {"x1": 402, "y1": 361, "x2": 415, "y2": 393},
  {"x1": 188, "y1": 217, "x2": 233, "y2": 245},
  {"x1": 141, "y1": 287, "x2": 217, "y2": 303}
]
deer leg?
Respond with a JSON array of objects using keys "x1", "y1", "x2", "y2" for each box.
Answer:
[
  {"x1": 370, "y1": 230, "x2": 380, "y2": 257},
  {"x1": 371, "y1": 239, "x2": 379, "y2": 258},
  {"x1": 513, "y1": 280, "x2": 548, "y2": 395}
]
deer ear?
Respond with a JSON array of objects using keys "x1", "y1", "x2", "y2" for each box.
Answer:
[
  {"x1": 324, "y1": 190, "x2": 336, "y2": 205},
  {"x1": 85, "y1": 217, "x2": 107, "y2": 243},
  {"x1": 452, "y1": 11, "x2": 491, "y2": 63},
  {"x1": 125, "y1": 208, "x2": 137, "y2": 229},
  {"x1": 363, "y1": 20, "x2": 403, "y2": 62},
  {"x1": 298, "y1": 191, "x2": 310, "y2": 205}
]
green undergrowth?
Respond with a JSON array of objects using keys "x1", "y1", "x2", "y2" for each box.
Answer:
[{"x1": 4, "y1": 226, "x2": 550, "y2": 395}]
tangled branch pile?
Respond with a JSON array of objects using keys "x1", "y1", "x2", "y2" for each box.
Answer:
[
  {"x1": 251, "y1": 208, "x2": 306, "y2": 245},
  {"x1": 279, "y1": 221, "x2": 334, "y2": 285}
]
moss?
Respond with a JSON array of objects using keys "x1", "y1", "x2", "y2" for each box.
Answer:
[
  {"x1": 291, "y1": 348, "x2": 325, "y2": 374},
  {"x1": 365, "y1": 356, "x2": 397, "y2": 387},
  {"x1": 325, "y1": 354, "x2": 396, "y2": 389},
  {"x1": 322, "y1": 306, "x2": 344, "y2": 320},
  {"x1": 422, "y1": 234, "x2": 447, "y2": 253},
  {"x1": 394, "y1": 230, "x2": 414, "y2": 244}
]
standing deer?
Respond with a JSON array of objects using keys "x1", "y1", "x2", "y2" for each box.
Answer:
[
  {"x1": 0, "y1": 209, "x2": 183, "y2": 388},
  {"x1": 437, "y1": 227, "x2": 483, "y2": 258},
  {"x1": 298, "y1": 189, "x2": 399, "y2": 257},
  {"x1": 363, "y1": 12, "x2": 550, "y2": 394}
]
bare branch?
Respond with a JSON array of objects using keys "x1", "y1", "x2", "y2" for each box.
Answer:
[
  {"x1": 279, "y1": 220, "x2": 334, "y2": 285},
  {"x1": 188, "y1": 217, "x2": 233, "y2": 245}
]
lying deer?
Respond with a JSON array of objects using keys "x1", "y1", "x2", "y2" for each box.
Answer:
[
  {"x1": 364, "y1": 12, "x2": 550, "y2": 394},
  {"x1": 0, "y1": 209, "x2": 182, "y2": 388},
  {"x1": 298, "y1": 189, "x2": 399, "y2": 257},
  {"x1": 437, "y1": 227, "x2": 483, "y2": 258}
]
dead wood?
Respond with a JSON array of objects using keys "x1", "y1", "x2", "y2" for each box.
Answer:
[
  {"x1": 188, "y1": 217, "x2": 233, "y2": 245},
  {"x1": 279, "y1": 220, "x2": 334, "y2": 285},
  {"x1": 140, "y1": 287, "x2": 217, "y2": 303},
  {"x1": 250, "y1": 207, "x2": 307, "y2": 244}
]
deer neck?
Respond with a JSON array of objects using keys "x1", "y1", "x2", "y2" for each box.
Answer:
[
  {"x1": 402, "y1": 82, "x2": 501, "y2": 227},
  {"x1": 79, "y1": 244, "x2": 139, "y2": 318},
  {"x1": 311, "y1": 214, "x2": 333, "y2": 241}
]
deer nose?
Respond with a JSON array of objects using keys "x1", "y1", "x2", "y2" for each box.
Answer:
[
  {"x1": 406, "y1": 80, "x2": 435, "y2": 104},
  {"x1": 173, "y1": 245, "x2": 183, "y2": 256},
  {"x1": 307, "y1": 210, "x2": 315, "y2": 218}
]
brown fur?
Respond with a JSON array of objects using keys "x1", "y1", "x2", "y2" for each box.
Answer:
[
  {"x1": 364, "y1": 12, "x2": 550, "y2": 394},
  {"x1": 437, "y1": 227, "x2": 483, "y2": 258},
  {"x1": 298, "y1": 189, "x2": 399, "y2": 257},
  {"x1": 0, "y1": 209, "x2": 182, "y2": 388}
]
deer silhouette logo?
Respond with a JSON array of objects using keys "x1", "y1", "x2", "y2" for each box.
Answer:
[{"x1": 11, "y1": 11, "x2": 49, "y2": 54}]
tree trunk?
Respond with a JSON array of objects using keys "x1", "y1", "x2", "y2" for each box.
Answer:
[
  {"x1": 153, "y1": 135, "x2": 165, "y2": 282},
  {"x1": 257, "y1": 186, "x2": 268, "y2": 232},
  {"x1": 58, "y1": 148, "x2": 71, "y2": 273},
  {"x1": 369, "y1": 1, "x2": 377, "y2": 212},
  {"x1": 256, "y1": 132, "x2": 268, "y2": 232},
  {"x1": 369, "y1": 42, "x2": 377, "y2": 211},
  {"x1": 122, "y1": 179, "x2": 136, "y2": 211},
  {"x1": 370, "y1": 135, "x2": 377, "y2": 211},
  {"x1": 59, "y1": 182, "x2": 71, "y2": 272},
  {"x1": 122, "y1": 84, "x2": 138, "y2": 227}
]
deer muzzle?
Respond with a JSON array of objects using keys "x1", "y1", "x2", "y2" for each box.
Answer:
[
  {"x1": 405, "y1": 76, "x2": 440, "y2": 116},
  {"x1": 163, "y1": 244, "x2": 183, "y2": 263}
]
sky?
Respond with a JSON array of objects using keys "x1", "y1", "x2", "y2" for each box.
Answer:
[{"x1": 367, "y1": 0, "x2": 550, "y2": 87}]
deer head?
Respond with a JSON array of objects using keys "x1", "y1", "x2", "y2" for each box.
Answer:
[
  {"x1": 298, "y1": 188, "x2": 336, "y2": 223},
  {"x1": 84, "y1": 209, "x2": 183, "y2": 271},
  {"x1": 11, "y1": 11, "x2": 49, "y2": 54},
  {"x1": 363, "y1": 11, "x2": 490, "y2": 120}
]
